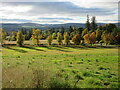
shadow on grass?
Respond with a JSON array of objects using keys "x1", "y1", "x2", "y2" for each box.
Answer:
[
  {"x1": 3, "y1": 46, "x2": 27, "y2": 53},
  {"x1": 44, "y1": 46, "x2": 72, "y2": 52},
  {"x1": 22, "y1": 46, "x2": 45, "y2": 52}
]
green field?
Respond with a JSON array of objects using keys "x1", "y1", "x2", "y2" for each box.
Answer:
[{"x1": 2, "y1": 45, "x2": 119, "y2": 88}]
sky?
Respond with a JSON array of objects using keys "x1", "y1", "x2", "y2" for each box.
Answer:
[{"x1": 0, "y1": 0, "x2": 119, "y2": 24}]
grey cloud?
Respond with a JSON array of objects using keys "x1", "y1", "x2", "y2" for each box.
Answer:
[{"x1": 2, "y1": 2, "x2": 117, "y2": 16}]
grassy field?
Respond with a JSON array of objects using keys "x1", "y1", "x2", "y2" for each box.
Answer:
[{"x1": 2, "y1": 45, "x2": 119, "y2": 88}]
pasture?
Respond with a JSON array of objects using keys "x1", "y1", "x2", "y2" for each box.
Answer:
[{"x1": 2, "y1": 44, "x2": 119, "y2": 88}]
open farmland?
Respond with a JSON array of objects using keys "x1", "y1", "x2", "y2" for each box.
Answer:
[{"x1": 2, "y1": 45, "x2": 119, "y2": 88}]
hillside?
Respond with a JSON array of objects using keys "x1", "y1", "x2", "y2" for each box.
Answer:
[{"x1": 1, "y1": 23, "x2": 109, "y2": 32}]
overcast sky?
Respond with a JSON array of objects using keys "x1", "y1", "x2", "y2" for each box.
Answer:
[{"x1": 0, "y1": 0, "x2": 119, "y2": 24}]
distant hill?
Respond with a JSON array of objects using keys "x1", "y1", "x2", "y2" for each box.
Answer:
[{"x1": 1, "y1": 23, "x2": 118, "y2": 32}]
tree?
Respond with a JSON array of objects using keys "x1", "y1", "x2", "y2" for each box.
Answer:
[
  {"x1": 85, "y1": 15, "x2": 91, "y2": 31},
  {"x1": 31, "y1": 29, "x2": 42, "y2": 46},
  {"x1": 73, "y1": 25, "x2": 82, "y2": 34},
  {"x1": 78, "y1": 27, "x2": 84, "y2": 34},
  {"x1": 81, "y1": 28, "x2": 88, "y2": 38},
  {"x1": 99, "y1": 25, "x2": 103, "y2": 30},
  {"x1": 69, "y1": 26, "x2": 74, "y2": 33},
  {"x1": 21, "y1": 28, "x2": 27, "y2": 35},
  {"x1": 50, "y1": 28, "x2": 55, "y2": 34},
  {"x1": 10, "y1": 31, "x2": 17, "y2": 41},
  {"x1": 115, "y1": 32, "x2": 120, "y2": 44},
  {"x1": 83, "y1": 32, "x2": 96, "y2": 45},
  {"x1": 91, "y1": 16, "x2": 97, "y2": 31},
  {"x1": 60, "y1": 27, "x2": 65, "y2": 35},
  {"x1": 16, "y1": 31, "x2": 25, "y2": 46},
  {"x1": 64, "y1": 32, "x2": 70, "y2": 46},
  {"x1": 102, "y1": 33, "x2": 115, "y2": 45},
  {"x1": 26, "y1": 29, "x2": 32, "y2": 40},
  {"x1": 72, "y1": 34, "x2": 81, "y2": 45},
  {"x1": 52, "y1": 33, "x2": 57, "y2": 39},
  {"x1": 46, "y1": 35, "x2": 52, "y2": 45},
  {"x1": 96, "y1": 29, "x2": 102, "y2": 42},
  {"x1": 57, "y1": 32, "x2": 62, "y2": 45},
  {"x1": 1, "y1": 29, "x2": 6, "y2": 46},
  {"x1": 90, "y1": 32, "x2": 96, "y2": 44},
  {"x1": 103, "y1": 23, "x2": 116, "y2": 33}
]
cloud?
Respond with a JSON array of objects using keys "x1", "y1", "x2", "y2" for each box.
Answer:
[
  {"x1": 0, "y1": 1, "x2": 118, "y2": 24},
  {"x1": 38, "y1": 17, "x2": 73, "y2": 20},
  {"x1": 2, "y1": 2, "x2": 116, "y2": 16},
  {"x1": 1, "y1": 18, "x2": 33, "y2": 22}
]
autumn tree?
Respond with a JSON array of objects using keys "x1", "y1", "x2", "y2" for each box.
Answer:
[
  {"x1": 83, "y1": 34, "x2": 90, "y2": 44},
  {"x1": 72, "y1": 34, "x2": 81, "y2": 45},
  {"x1": 102, "y1": 33, "x2": 115, "y2": 45},
  {"x1": 83, "y1": 32, "x2": 96, "y2": 45},
  {"x1": 31, "y1": 29, "x2": 42, "y2": 46},
  {"x1": 81, "y1": 28, "x2": 88, "y2": 38},
  {"x1": 46, "y1": 35, "x2": 52, "y2": 45},
  {"x1": 64, "y1": 32, "x2": 70, "y2": 45},
  {"x1": 1, "y1": 29, "x2": 6, "y2": 46},
  {"x1": 90, "y1": 32, "x2": 96, "y2": 44},
  {"x1": 57, "y1": 32, "x2": 62, "y2": 45},
  {"x1": 16, "y1": 31, "x2": 25, "y2": 46}
]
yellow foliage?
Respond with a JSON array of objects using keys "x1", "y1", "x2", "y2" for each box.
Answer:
[
  {"x1": 57, "y1": 32, "x2": 62, "y2": 45},
  {"x1": 16, "y1": 31, "x2": 24, "y2": 46},
  {"x1": 0, "y1": 28, "x2": 6, "y2": 45},
  {"x1": 64, "y1": 32, "x2": 70, "y2": 45},
  {"x1": 32, "y1": 29, "x2": 42, "y2": 45},
  {"x1": 102, "y1": 33, "x2": 115, "y2": 45},
  {"x1": 46, "y1": 35, "x2": 52, "y2": 45},
  {"x1": 83, "y1": 32, "x2": 96, "y2": 44},
  {"x1": 72, "y1": 34, "x2": 81, "y2": 45}
]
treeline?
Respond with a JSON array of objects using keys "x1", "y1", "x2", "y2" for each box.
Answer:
[{"x1": 1, "y1": 16, "x2": 120, "y2": 46}]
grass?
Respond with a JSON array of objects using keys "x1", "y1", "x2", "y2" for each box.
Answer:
[{"x1": 2, "y1": 45, "x2": 119, "y2": 88}]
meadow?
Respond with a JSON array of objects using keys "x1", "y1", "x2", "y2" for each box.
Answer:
[{"x1": 2, "y1": 42, "x2": 119, "y2": 88}]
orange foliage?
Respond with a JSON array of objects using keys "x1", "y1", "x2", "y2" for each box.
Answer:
[{"x1": 83, "y1": 32, "x2": 96, "y2": 44}]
